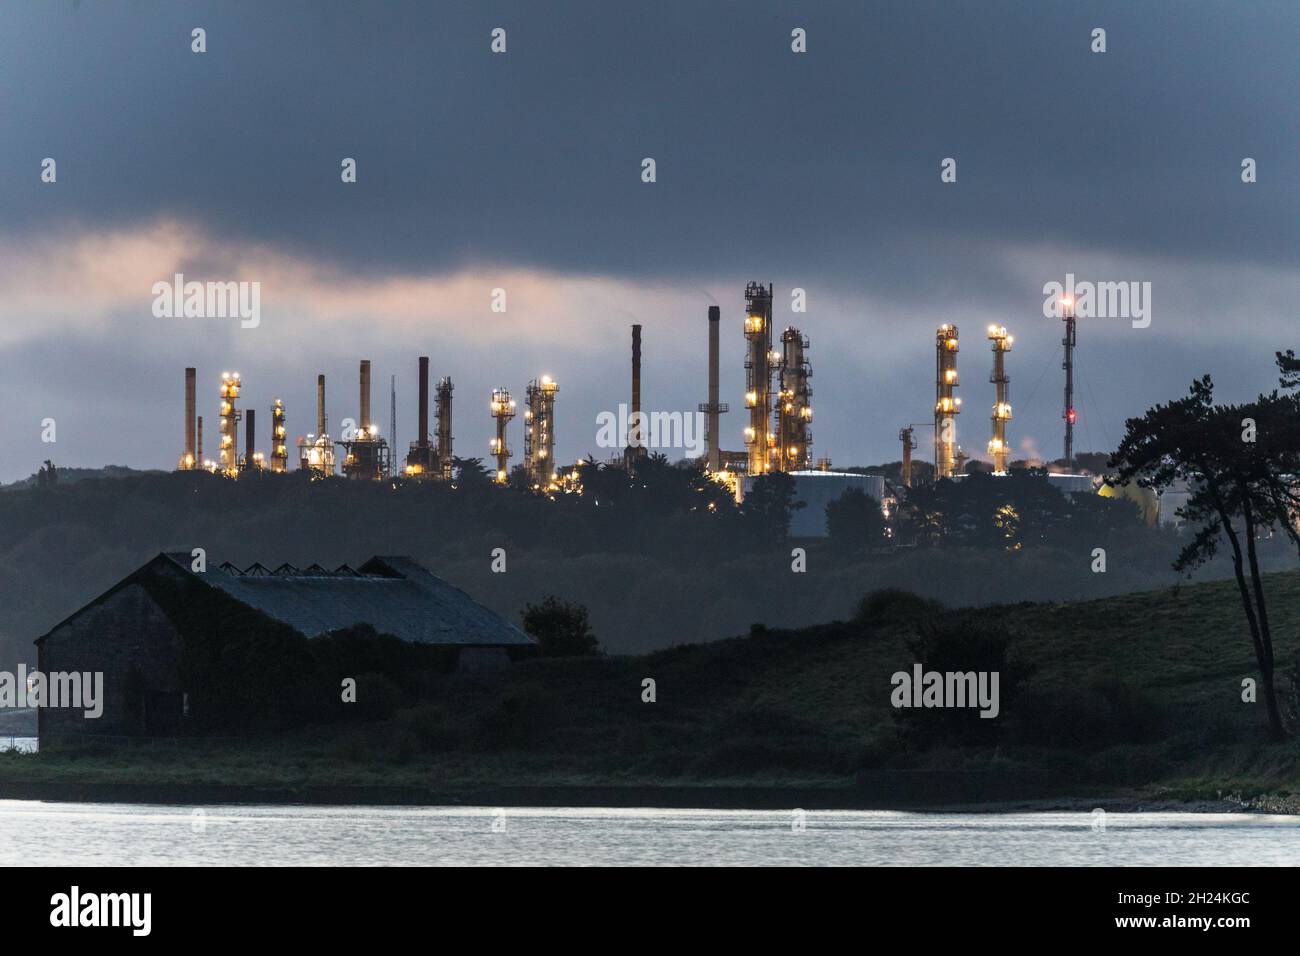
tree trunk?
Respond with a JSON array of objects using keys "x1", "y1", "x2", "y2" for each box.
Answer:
[{"x1": 1241, "y1": 495, "x2": 1286, "y2": 739}]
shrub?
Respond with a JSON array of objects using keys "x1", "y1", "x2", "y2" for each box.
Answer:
[{"x1": 854, "y1": 588, "x2": 942, "y2": 627}]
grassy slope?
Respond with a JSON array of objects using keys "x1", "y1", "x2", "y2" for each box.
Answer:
[{"x1": 4, "y1": 571, "x2": 1299, "y2": 804}]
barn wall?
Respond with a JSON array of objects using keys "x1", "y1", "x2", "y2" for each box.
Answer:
[{"x1": 39, "y1": 583, "x2": 183, "y2": 740}]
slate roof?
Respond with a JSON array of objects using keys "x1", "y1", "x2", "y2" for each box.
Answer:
[{"x1": 159, "y1": 553, "x2": 532, "y2": 647}]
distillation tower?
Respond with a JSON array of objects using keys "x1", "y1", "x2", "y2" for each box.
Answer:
[
  {"x1": 218, "y1": 372, "x2": 242, "y2": 477},
  {"x1": 743, "y1": 282, "x2": 775, "y2": 475},
  {"x1": 490, "y1": 388, "x2": 516, "y2": 483},
  {"x1": 776, "y1": 327, "x2": 813, "y2": 470},
  {"x1": 435, "y1": 377, "x2": 454, "y2": 481},
  {"x1": 523, "y1": 376, "x2": 559, "y2": 488},
  {"x1": 987, "y1": 325, "x2": 1013, "y2": 473},
  {"x1": 270, "y1": 399, "x2": 289, "y2": 472},
  {"x1": 934, "y1": 325, "x2": 961, "y2": 479},
  {"x1": 898, "y1": 425, "x2": 917, "y2": 487}
]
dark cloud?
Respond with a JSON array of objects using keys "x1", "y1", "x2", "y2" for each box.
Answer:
[
  {"x1": 0, "y1": 1, "x2": 1295, "y2": 481},
  {"x1": 1, "y1": 0, "x2": 1295, "y2": 282}
]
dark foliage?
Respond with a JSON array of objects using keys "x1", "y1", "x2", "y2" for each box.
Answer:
[{"x1": 522, "y1": 596, "x2": 599, "y2": 657}]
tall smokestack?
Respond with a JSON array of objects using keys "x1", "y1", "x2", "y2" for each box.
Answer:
[
  {"x1": 359, "y1": 360, "x2": 371, "y2": 431},
  {"x1": 183, "y1": 367, "x2": 196, "y2": 468},
  {"x1": 316, "y1": 374, "x2": 327, "y2": 436},
  {"x1": 707, "y1": 306, "x2": 720, "y2": 471},
  {"x1": 631, "y1": 325, "x2": 642, "y2": 447},
  {"x1": 418, "y1": 356, "x2": 430, "y2": 447},
  {"x1": 196, "y1": 415, "x2": 204, "y2": 465},
  {"x1": 245, "y1": 408, "x2": 256, "y2": 469}
]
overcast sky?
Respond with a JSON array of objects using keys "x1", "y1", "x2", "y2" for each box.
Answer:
[{"x1": 0, "y1": 0, "x2": 1296, "y2": 481}]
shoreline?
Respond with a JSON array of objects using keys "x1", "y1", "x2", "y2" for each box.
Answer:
[{"x1": 0, "y1": 780, "x2": 1293, "y2": 814}]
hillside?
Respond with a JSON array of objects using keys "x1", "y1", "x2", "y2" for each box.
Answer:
[
  {"x1": 4, "y1": 470, "x2": 1294, "y2": 671},
  {"x1": 5, "y1": 571, "x2": 1299, "y2": 808}
]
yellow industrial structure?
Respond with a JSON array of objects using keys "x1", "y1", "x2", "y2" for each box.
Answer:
[
  {"x1": 743, "y1": 282, "x2": 775, "y2": 476},
  {"x1": 489, "y1": 388, "x2": 516, "y2": 483},
  {"x1": 987, "y1": 325, "x2": 1013, "y2": 473},
  {"x1": 524, "y1": 375, "x2": 558, "y2": 489},
  {"x1": 218, "y1": 372, "x2": 242, "y2": 477},
  {"x1": 270, "y1": 399, "x2": 288, "y2": 472},
  {"x1": 934, "y1": 325, "x2": 961, "y2": 479}
]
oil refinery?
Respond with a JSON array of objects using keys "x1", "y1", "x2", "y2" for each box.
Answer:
[{"x1": 172, "y1": 280, "x2": 1103, "y2": 524}]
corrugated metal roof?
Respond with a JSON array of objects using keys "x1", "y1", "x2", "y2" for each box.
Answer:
[{"x1": 161, "y1": 553, "x2": 532, "y2": 647}]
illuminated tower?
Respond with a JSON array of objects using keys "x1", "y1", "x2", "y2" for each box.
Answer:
[
  {"x1": 490, "y1": 388, "x2": 516, "y2": 483},
  {"x1": 270, "y1": 399, "x2": 288, "y2": 472},
  {"x1": 743, "y1": 282, "x2": 775, "y2": 475},
  {"x1": 523, "y1": 375, "x2": 558, "y2": 488},
  {"x1": 934, "y1": 325, "x2": 960, "y2": 479},
  {"x1": 218, "y1": 371, "x2": 242, "y2": 477},
  {"x1": 775, "y1": 327, "x2": 813, "y2": 471},
  {"x1": 987, "y1": 325, "x2": 1013, "y2": 473}
]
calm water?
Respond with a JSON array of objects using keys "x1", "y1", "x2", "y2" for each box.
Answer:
[{"x1": 0, "y1": 802, "x2": 1296, "y2": 865}]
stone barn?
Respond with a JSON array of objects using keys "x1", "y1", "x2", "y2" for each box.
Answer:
[{"x1": 34, "y1": 553, "x2": 533, "y2": 743}]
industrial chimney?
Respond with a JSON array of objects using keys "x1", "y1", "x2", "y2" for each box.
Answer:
[
  {"x1": 631, "y1": 324, "x2": 642, "y2": 446},
  {"x1": 418, "y1": 356, "x2": 430, "y2": 448},
  {"x1": 245, "y1": 408, "x2": 256, "y2": 471},
  {"x1": 359, "y1": 360, "x2": 372, "y2": 432},
  {"x1": 181, "y1": 367, "x2": 197, "y2": 469},
  {"x1": 196, "y1": 415, "x2": 204, "y2": 466},
  {"x1": 316, "y1": 374, "x2": 327, "y2": 436},
  {"x1": 699, "y1": 306, "x2": 726, "y2": 472},
  {"x1": 625, "y1": 324, "x2": 646, "y2": 469}
]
